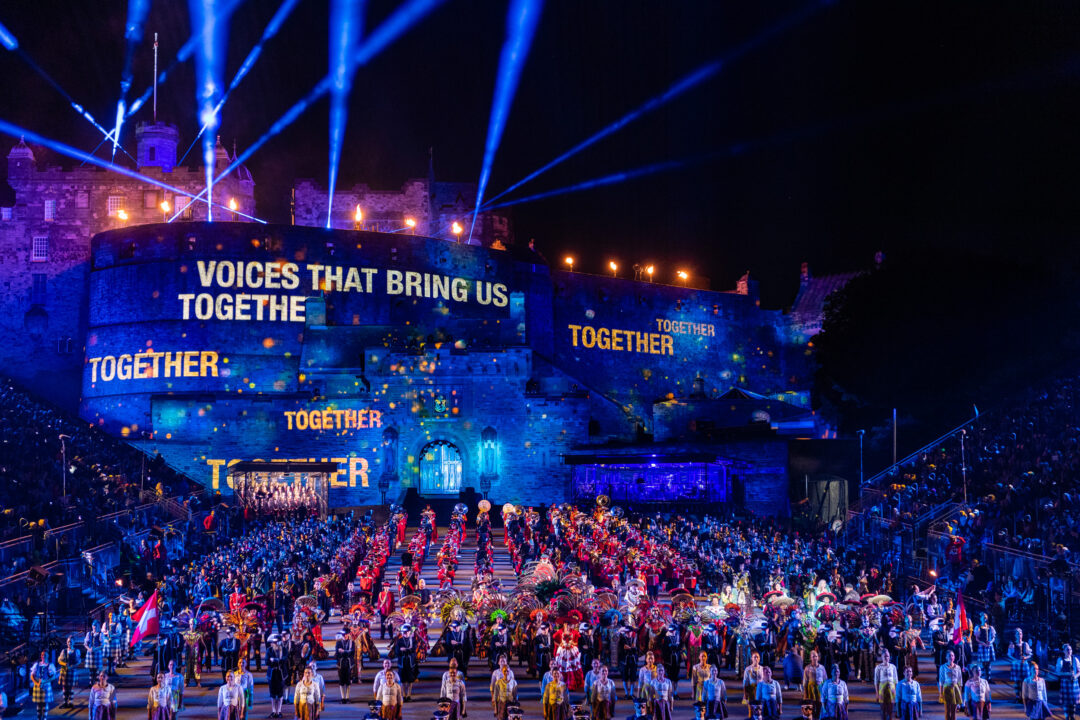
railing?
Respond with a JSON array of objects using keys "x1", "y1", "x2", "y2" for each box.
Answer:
[
  {"x1": 861, "y1": 415, "x2": 980, "y2": 491},
  {"x1": 0, "y1": 534, "x2": 34, "y2": 565}
]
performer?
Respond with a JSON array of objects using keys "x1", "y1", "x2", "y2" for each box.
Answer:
[
  {"x1": 973, "y1": 614, "x2": 997, "y2": 679},
  {"x1": 440, "y1": 661, "x2": 468, "y2": 720},
  {"x1": 444, "y1": 617, "x2": 472, "y2": 679},
  {"x1": 489, "y1": 615, "x2": 511, "y2": 671},
  {"x1": 820, "y1": 665, "x2": 849, "y2": 720},
  {"x1": 754, "y1": 667, "x2": 782, "y2": 720},
  {"x1": 147, "y1": 673, "x2": 174, "y2": 720},
  {"x1": 855, "y1": 615, "x2": 878, "y2": 682},
  {"x1": 898, "y1": 621, "x2": 924, "y2": 679},
  {"x1": 29, "y1": 651, "x2": 56, "y2": 720},
  {"x1": 182, "y1": 621, "x2": 202, "y2": 688},
  {"x1": 963, "y1": 665, "x2": 991, "y2": 720},
  {"x1": 293, "y1": 667, "x2": 322, "y2": 720},
  {"x1": 377, "y1": 671, "x2": 403, "y2": 720},
  {"x1": 590, "y1": 666, "x2": 617, "y2": 720},
  {"x1": 896, "y1": 665, "x2": 922, "y2": 720},
  {"x1": 392, "y1": 623, "x2": 420, "y2": 701},
  {"x1": 1009, "y1": 628, "x2": 1034, "y2": 703},
  {"x1": 334, "y1": 630, "x2": 355, "y2": 703},
  {"x1": 584, "y1": 659, "x2": 603, "y2": 703},
  {"x1": 376, "y1": 587, "x2": 395, "y2": 640},
  {"x1": 164, "y1": 660, "x2": 185, "y2": 712},
  {"x1": 691, "y1": 651, "x2": 712, "y2": 704},
  {"x1": 490, "y1": 655, "x2": 518, "y2": 720},
  {"x1": 660, "y1": 623, "x2": 682, "y2": 699},
  {"x1": 741, "y1": 652, "x2": 765, "y2": 718},
  {"x1": 1022, "y1": 663, "x2": 1051, "y2": 720},
  {"x1": 541, "y1": 670, "x2": 568, "y2": 720},
  {"x1": 84, "y1": 620, "x2": 103, "y2": 688},
  {"x1": 217, "y1": 672, "x2": 244, "y2": 720},
  {"x1": 307, "y1": 662, "x2": 327, "y2": 716},
  {"x1": 534, "y1": 622, "x2": 554, "y2": 679},
  {"x1": 652, "y1": 666, "x2": 674, "y2": 720},
  {"x1": 937, "y1": 650, "x2": 963, "y2": 720},
  {"x1": 637, "y1": 651, "x2": 661, "y2": 711},
  {"x1": 237, "y1": 662, "x2": 255, "y2": 720},
  {"x1": 618, "y1": 623, "x2": 639, "y2": 699},
  {"x1": 555, "y1": 633, "x2": 584, "y2": 692},
  {"x1": 705, "y1": 665, "x2": 728, "y2": 719},
  {"x1": 803, "y1": 650, "x2": 827, "y2": 720},
  {"x1": 265, "y1": 634, "x2": 287, "y2": 719},
  {"x1": 1057, "y1": 643, "x2": 1080, "y2": 720},
  {"x1": 58, "y1": 636, "x2": 78, "y2": 708},
  {"x1": 874, "y1": 650, "x2": 899, "y2": 720},
  {"x1": 373, "y1": 660, "x2": 401, "y2": 701},
  {"x1": 88, "y1": 672, "x2": 117, "y2": 720}
]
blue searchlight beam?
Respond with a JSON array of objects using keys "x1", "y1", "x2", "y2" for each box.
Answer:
[
  {"x1": 468, "y1": 0, "x2": 542, "y2": 244},
  {"x1": 327, "y1": 0, "x2": 364, "y2": 229},
  {"x1": 189, "y1": 0, "x2": 229, "y2": 221}
]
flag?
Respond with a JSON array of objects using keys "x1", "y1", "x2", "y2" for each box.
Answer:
[
  {"x1": 952, "y1": 591, "x2": 970, "y2": 642},
  {"x1": 130, "y1": 589, "x2": 160, "y2": 647}
]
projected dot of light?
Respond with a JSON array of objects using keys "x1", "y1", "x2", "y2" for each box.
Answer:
[{"x1": 468, "y1": 0, "x2": 543, "y2": 243}]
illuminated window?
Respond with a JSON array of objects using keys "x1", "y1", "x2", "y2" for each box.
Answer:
[
  {"x1": 31, "y1": 236, "x2": 48, "y2": 262},
  {"x1": 43, "y1": 199, "x2": 55, "y2": 222},
  {"x1": 31, "y1": 274, "x2": 46, "y2": 305},
  {"x1": 107, "y1": 196, "x2": 125, "y2": 217}
]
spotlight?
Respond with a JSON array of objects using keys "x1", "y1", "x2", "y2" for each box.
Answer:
[
  {"x1": 609, "y1": 261, "x2": 617, "y2": 277},
  {"x1": 646, "y1": 265, "x2": 655, "y2": 281},
  {"x1": 677, "y1": 270, "x2": 688, "y2": 284},
  {"x1": 564, "y1": 256, "x2": 574, "y2": 271},
  {"x1": 160, "y1": 200, "x2": 171, "y2": 222},
  {"x1": 228, "y1": 197, "x2": 238, "y2": 212},
  {"x1": 117, "y1": 209, "x2": 129, "y2": 222},
  {"x1": 404, "y1": 217, "x2": 416, "y2": 228},
  {"x1": 452, "y1": 221, "x2": 463, "y2": 239}
]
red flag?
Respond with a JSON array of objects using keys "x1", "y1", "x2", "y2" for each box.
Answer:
[
  {"x1": 130, "y1": 590, "x2": 160, "y2": 647},
  {"x1": 952, "y1": 591, "x2": 970, "y2": 642}
]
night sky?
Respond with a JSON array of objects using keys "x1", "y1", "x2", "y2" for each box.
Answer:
[{"x1": 2, "y1": 0, "x2": 1078, "y2": 307}]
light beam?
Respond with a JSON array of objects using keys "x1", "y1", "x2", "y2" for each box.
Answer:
[
  {"x1": 171, "y1": 0, "x2": 447, "y2": 222},
  {"x1": 481, "y1": 0, "x2": 833, "y2": 210},
  {"x1": 327, "y1": 0, "x2": 364, "y2": 229},
  {"x1": 0, "y1": 117, "x2": 266, "y2": 223},
  {"x1": 178, "y1": 0, "x2": 303, "y2": 165},
  {"x1": 111, "y1": 0, "x2": 151, "y2": 160},
  {"x1": 468, "y1": 0, "x2": 542, "y2": 244},
  {"x1": 189, "y1": 0, "x2": 229, "y2": 221}
]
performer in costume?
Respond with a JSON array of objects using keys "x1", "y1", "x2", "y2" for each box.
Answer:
[
  {"x1": 30, "y1": 651, "x2": 57, "y2": 720},
  {"x1": 164, "y1": 660, "x2": 184, "y2": 712},
  {"x1": 237, "y1": 662, "x2": 255, "y2": 720},
  {"x1": 820, "y1": 665, "x2": 849, "y2": 720},
  {"x1": 589, "y1": 665, "x2": 616, "y2": 720},
  {"x1": 392, "y1": 624, "x2": 420, "y2": 701},
  {"x1": 973, "y1": 614, "x2": 997, "y2": 679},
  {"x1": 619, "y1": 624, "x2": 640, "y2": 699},
  {"x1": 490, "y1": 655, "x2": 518, "y2": 720},
  {"x1": 377, "y1": 671, "x2": 403, "y2": 720},
  {"x1": 147, "y1": 673, "x2": 174, "y2": 720},
  {"x1": 754, "y1": 667, "x2": 782, "y2": 720},
  {"x1": 334, "y1": 630, "x2": 355, "y2": 703},
  {"x1": 741, "y1": 652, "x2": 765, "y2": 719},
  {"x1": 1057, "y1": 643, "x2": 1080, "y2": 720},
  {"x1": 875, "y1": 651, "x2": 899, "y2": 720},
  {"x1": 541, "y1": 670, "x2": 568, "y2": 720},
  {"x1": 691, "y1": 652, "x2": 712, "y2": 704},
  {"x1": 440, "y1": 661, "x2": 468, "y2": 720},
  {"x1": 1009, "y1": 628, "x2": 1034, "y2": 703},
  {"x1": 803, "y1": 649, "x2": 827, "y2": 720},
  {"x1": 265, "y1": 634, "x2": 287, "y2": 719},
  {"x1": 937, "y1": 650, "x2": 963, "y2": 720},
  {"x1": 896, "y1": 665, "x2": 922, "y2": 720},
  {"x1": 58, "y1": 636, "x2": 78, "y2": 707},
  {"x1": 89, "y1": 672, "x2": 117, "y2": 720},
  {"x1": 963, "y1": 665, "x2": 991, "y2": 720},
  {"x1": 1022, "y1": 663, "x2": 1051, "y2": 720},
  {"x1": 705, "y1": 665, "x2": 728, "y2": 719},
  {"x1": 555, "y1": 633, "x2": 584, "y2": 692},
  {"x1": 293, "y1": 667, "x2": 322, "y2": 720},
  {"x1": 217, "y1": 672, "x2": 244, "y2": 720}
]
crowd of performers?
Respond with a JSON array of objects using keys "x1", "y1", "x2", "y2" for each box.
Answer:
[
  {"x1": 238, "y1": 480, "x2": 322, "y2": 520},
  {"x1": 21, "y1": 500, "x2": 1080, "y2": 720}
]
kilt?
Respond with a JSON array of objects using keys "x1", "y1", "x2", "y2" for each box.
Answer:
[
  {"x1": 101, "y1": 636, "x2": 114, "y2": 661},
  {"x1": 59, "y1": 664, "x2": 74, "y2": 689},
  {"x1": 1011, "y1": 659, "x2": 1030, "y2": 683},
  {"x1": 976, "y1": 645, "x2": 995, "y2": 664},
  {"x1": 86, "y1": 646, "x2": 103, "y2": 673},
  {"x1": 1062, "y1": 677, "x2": 1080, "y2": 707},
  {"x1": 32, "y1": 679, "x2": 54, "y2": 705},
  {"x1": 110, "y1": 639, "x2": 124, "y2": 663}
]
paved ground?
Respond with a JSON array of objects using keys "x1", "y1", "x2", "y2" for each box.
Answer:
[{"x1": 10, "y1": 524, "x2": 1046, "y2": 719}]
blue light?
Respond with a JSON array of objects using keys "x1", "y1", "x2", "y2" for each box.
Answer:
[
  {"x1": 468, "y1": 0, "x2": 542, "y2": 244},
  {"x1": 109, "y1": 0, "x2": 151, "y2": 160},
  {"x1": 171, "y1": 0, "x2": 446, "y2": 223},
  {"x1": 327, "y1": 0, "x2": 364, "y2": 229},
  {"x1": 480, "y1": 0, "x2": 832, "y2": 210},
  {"x1": 178, "y1": 0, "x2": 303, "y2": 166},
  {"x1": 0, "y1": 117, "x2": 266, "y2": 223},
  {"x1": 0, "y1": 20, "x2": 18, "y2": 51},
  {"x1": 189, "y1": 0, "x2": 229, "y2": 221},
  {"x1": 125, "y1": 0, "x2": 247, "y2": 120}
]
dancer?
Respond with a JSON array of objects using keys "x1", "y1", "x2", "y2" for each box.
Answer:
[
  {"x1": 963, "y1": 665, "x2": 991, "y2": 720},
  {"x1": 820, "y1": 665, "x2": 849, "y2": 720},
  {"x1": 1023, "y1": 663, "x2": 1051, "y2": 720},
  {"x1": 88, "y1": 672, "x2": 117, "y2": 720},
  {"x1": 29, "y1": 651, "x2": 56, "y2": 720},
  {"x1": 441, "y1": 661, "x2": 468, "y2": 720},
  {"x1": 1009, "y1": 629, "x2": 1033, "y2": 703},
  {"x1": 217, "y1": 671, "x2": 244, "y2": 720},
  {"x1": 590, "y1": 666, "x2": 617, "y2": 720},
  {"x1": 937, "y1": 650, "x2": 963, "y2": 720},
  {"x1": 266, "y1": 635, "x2": 287, "y2": 719},
  {"x1": 58, "y1": 636, "x2": 78, "y2": 708},
  {"x1": 705, "y1": 665, "x2": 728, "y2": 719},
  {"x1": 803, "y1": 649, "x2": 827, "y2": 720},
  {"x1": 334, "y1": 630, "x2": 355, "y2": 703},
  {"x1": 1057, "y1": 643, "x2": 1080, "y2": 720},
  {"x1": 293, "y1": 667, "x2": 322, "y2": 720},
  {"x1": 874, "y1": 651, "x2": 899, "y2": 720},
  {"x1": 164, "y1": 660, "x2": 184, "y2": 713},
  {"x1": 896, "y1": 665, "x2": 922, "y2": 720},
  {"x1": 147, "y1": 673, "x2": 174, "y2": 720},
  {"x1": 754, "y1": 667, "x2": 782, "y2": 720},
  {"x1": 490, "y1": 654, "x2": 518, "y2": 720},
  {"x1": 378, "y1": 671, "x2": 403, "y2": 720}
]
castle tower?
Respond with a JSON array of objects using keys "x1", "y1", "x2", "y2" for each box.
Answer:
[
  {"x1": 7, "y1": 137, "x2": 36, "y2": 186},
  {"x1": 136, "y1": 121, "x2": 179, "y2": 172}
]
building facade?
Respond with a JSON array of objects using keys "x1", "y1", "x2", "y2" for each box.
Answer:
[{"x1": 0, "y1": 124, "x2": 255, "y2": 403}]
